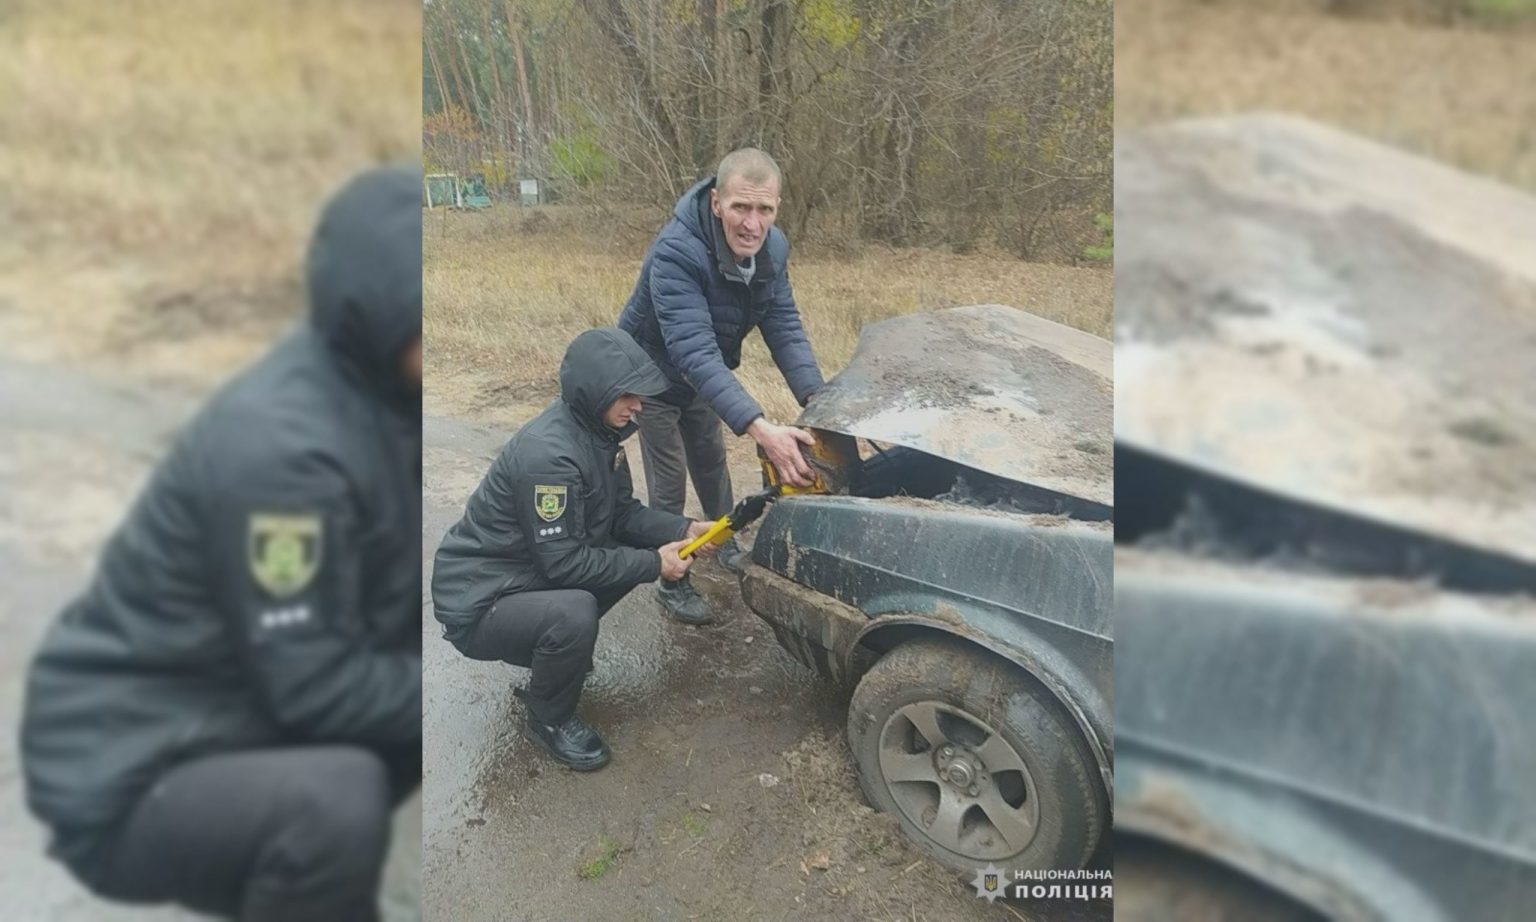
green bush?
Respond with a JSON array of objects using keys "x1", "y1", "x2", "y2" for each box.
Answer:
[
  {"x1": 1467, "y1": 0, "x2": 1536, "y2": 17},
  {"x1": 1083, "y1": 212, "x2": 1113, "y2": 262},
  {"x1": 550, "y1": 133, "x2": 615, "y2": 189}
]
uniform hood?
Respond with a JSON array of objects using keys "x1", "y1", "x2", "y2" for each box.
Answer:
[
  {"x1": 559, "y1": 328, "x2": 670, "y2": 438},
  {"x1": 306, "y1": 166, "x2": 423, "y2": 409}
]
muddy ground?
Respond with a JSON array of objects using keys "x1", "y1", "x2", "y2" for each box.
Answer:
[
  {"x1": 421, "y1": 411, "x2": 1102, "y2": 921},
  {"x1": 0, "y1": 356, "x2": 421, "y2": 921}
]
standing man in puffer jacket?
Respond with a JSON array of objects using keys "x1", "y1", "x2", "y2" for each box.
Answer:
[
  {"x1": 618, "y1": 147, "x2": 825, "y2": 625},
  {"x1": 20, "y1": 167, "x2": 423, "y2": 922},
  {"x1": 431, "y1": 327, "x2": 717, "y2": 771}
]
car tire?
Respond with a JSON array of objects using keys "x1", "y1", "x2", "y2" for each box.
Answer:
[{"x1": 847, "y1": 636, "x2": 1106, "y2": 873}]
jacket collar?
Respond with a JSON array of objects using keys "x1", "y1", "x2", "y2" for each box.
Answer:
[{"x1": 562, "y1": 399, "x2": 632, "y2": 446}]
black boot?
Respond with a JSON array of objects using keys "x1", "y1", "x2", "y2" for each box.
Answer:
[
  {"x1": 717, "y1": 536, "x2": 748, "y2": 575},
  {"x1": 657, "y1": 575, "x2": 716, "y2": 625},
  {"x1": 525, "y1": 713, "x2": 611, "y2": 771}
]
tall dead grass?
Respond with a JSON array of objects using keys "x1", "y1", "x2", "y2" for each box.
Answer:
[
  {"x1": 0, "y1": 0, "x2": 420, "y2": 378},
  {"x1": 423, "y1": 207, "x2": 1112, "y2": 423},
  {"x1": 1117, "y1": 0, "x2": 1536, "y2": 192}
]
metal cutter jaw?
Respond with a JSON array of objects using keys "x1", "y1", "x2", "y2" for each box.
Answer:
[{"x1": 758, "y1": 428, "x2": 858, "y2": 495}]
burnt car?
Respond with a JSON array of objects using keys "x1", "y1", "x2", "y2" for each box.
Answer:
[
  {"x1": 1112, "y1": 116, "x2": 1536, "y2": 921},
  {"x1": 738, "y1": 304, "x2": 1114, "y2": 874}
]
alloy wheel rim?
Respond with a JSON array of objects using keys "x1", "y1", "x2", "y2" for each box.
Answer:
[{"x1": 876, "y1": 700, "x2": 1040, "y2": 860}]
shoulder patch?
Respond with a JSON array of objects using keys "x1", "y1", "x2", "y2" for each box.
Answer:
[
  {"x1": 249, "y1": 512, "x2": 322, "y2": 598},
  {"x1": 534, "y1": 484, "x2": 568, "y2": 522}
]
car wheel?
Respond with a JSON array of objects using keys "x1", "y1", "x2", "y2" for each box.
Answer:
[{"x1": 847, "y1": 636, "x2": 1106, "y2": 873}]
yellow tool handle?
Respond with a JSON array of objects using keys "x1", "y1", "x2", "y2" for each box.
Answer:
[
  {"x1": 777, "y1": 484, "x2": 821, "y2": 496},
  {"x1": 678, "y1": 517, "x2": 735, "y2": 560}
]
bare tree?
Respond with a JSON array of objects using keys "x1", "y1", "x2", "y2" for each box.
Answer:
[{"x1": 423, "y1": 0, "x2": 1112, "y2": 261}]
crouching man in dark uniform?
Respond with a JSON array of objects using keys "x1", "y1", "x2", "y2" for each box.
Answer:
[
  {"x1": 431, "y1": 327, "x2": 715, "y2": 771},
  {"x1": 20, "y1": 167, "x2": 424, "y2": 922}
]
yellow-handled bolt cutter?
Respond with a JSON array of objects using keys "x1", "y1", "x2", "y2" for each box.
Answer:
[
  {"x1": 677, "y1": 487, "x2": 780, "y2": 560},
  {"x1": 676, "y1": 431, "x2": 858, "y2": 560}
]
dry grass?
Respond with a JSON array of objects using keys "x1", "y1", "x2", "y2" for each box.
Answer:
[
  {"x1": 423, "y1": 206, "x2": 1112, "y2": 423},
  {"x1": 1117, "y1": 0, "x2": 1536, "y2": 192},
  {"x1": 0, "y1": 0, "x2": 421, "y2": 382}
]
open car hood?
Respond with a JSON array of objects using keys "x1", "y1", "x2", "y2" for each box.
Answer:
[
  {"x1": 1115, "y1": 115, "x2": 1536, "y2": 563},
  {"x1": 797, "y1": 304, "x2": 1113, "y2": 508}
]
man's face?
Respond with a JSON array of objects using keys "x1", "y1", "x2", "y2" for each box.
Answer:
[
  {"x1": 604, "y1": 393, "x2": 643, "y2": 428},
  {"x1": 710, "y1": 174, "x2": 780, "y2": 261}
]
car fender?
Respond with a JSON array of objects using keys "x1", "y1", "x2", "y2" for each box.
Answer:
[
  {"x1": 855, "y1": 612, "x2": 1114, "y2": 801},
  {"x1": 1116, "y1": 756, "x2": 1444, "y2": 921}
]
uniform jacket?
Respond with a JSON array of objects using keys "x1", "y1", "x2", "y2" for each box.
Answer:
[
  {"x1": 431, "y1": 328, "x2": 689, "y2": 642},
  {"x1": 20, "y1": 168, "x2": 424, "y2": 865}
]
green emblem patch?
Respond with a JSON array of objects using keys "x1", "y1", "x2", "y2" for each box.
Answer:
[
  {"x1": 534, "y1": 484, "x2": 568, "y2": 522},
  {"x1": 248, "y1": 513, "x2": 322, "y2": 598}
]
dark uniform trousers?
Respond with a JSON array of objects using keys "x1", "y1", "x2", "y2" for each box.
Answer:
[
  {"x1": 75, "y1": 742, "x2": 421, "y2": 922},
  {"x1": 455, "y1": 586, "x2": 630, "y2": 724},
  {"x1": 635, "y1": 391, "x2": 735, "y2": 521}
]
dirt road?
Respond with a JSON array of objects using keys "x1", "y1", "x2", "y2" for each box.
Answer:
[
  {"x1": 0, "y1": 357, "x2": 421, "y2": 921},
  {"x1": 420, "y1": 411, "x2": 1071, "y2": 921}
]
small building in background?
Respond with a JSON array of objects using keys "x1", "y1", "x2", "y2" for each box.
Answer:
[
  {"x1": 518, "y1": 178, "x2": 543, "y2": 207},
  {"x1": 423, "y1": 173, "x2": 491, "y2": 210}
]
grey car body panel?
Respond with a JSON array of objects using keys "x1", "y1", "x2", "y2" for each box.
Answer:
[
  {"x1": 1115, "y1": 556, "x2": 1536, "y2": 921},
  {"x1": 747, "y1": 495, "x2": 1114, "y2": 791}
]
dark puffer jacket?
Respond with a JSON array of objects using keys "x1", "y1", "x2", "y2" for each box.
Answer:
[
  {"x1": 618, "y1": 177, "x2": 823, "y2": 434},
  {"x1": 430, "y1": 328, "x2": 690, "y2": 643},
  {"x1": 20, "y1": 167, "x2": 424, "y2": 877}
]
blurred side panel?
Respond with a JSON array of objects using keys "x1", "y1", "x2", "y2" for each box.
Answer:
[{"x1": 1113, "y1": 115, "x2": 1536, "y2": 921}]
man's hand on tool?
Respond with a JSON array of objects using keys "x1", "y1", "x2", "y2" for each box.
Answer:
[
  {"x1": 658, "y1": 539, "x2": 694, "y2": 580},
  {"x1": 683, "y1": 520, "x2": 719, "y2": 558},
  {"x1": 748, "y1": 418, "x2": 816, "y2": 487}
]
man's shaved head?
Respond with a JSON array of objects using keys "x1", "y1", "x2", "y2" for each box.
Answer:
[{"x1": 716, "y1": 148, "x2": 782, "y2": 192}]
